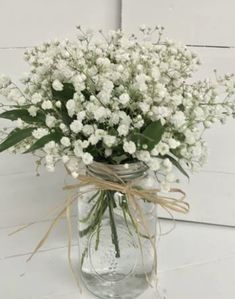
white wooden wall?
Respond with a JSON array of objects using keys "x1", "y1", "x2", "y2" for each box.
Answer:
[
  {"x1": 1, "y1": 1, "x2": 235, "y2": 298},
  {"x1": 0, "y1": 0, "x2": 121, "y2": 228},
  {"x1": 122, "y1": 0, "x2": 235, "y2": 226},
  {"x1": 0, "y1": 0, "x2": 234, "y2": 233},
  {"x1": 0, "y1": 2, "x2": 120, "y2": 297}
]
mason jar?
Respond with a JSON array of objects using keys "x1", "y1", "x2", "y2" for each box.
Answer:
[{"x1": 77, "y1": 162, "x2": 157, "y2": 299}]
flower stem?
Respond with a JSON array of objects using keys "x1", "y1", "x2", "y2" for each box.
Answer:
[{"x1": 107, "y1": 191, "x2": 120, "y2": 258}]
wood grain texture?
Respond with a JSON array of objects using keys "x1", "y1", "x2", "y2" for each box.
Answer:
[
  {"x1": 158, "y1": 171, "x2": 235, "y2": 226},
  {"x1": 0, "y1": 166, "x2": 74, "y2": 228},
  {"x1": 122, "y1": 0, "x2": 235, "y2": 46},
  {"x1": 0, "y1": 220, "x2": 235, "y2": 298},
  {"x1": 0, "y1": 0, "x2": 121, "y2": 47}
]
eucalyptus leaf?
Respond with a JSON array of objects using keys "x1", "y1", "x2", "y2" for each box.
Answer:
[
  {"x1": 130, "y1": 120, "x2": 164, "y2": 150},
  {"x1": 24, "y1": 130, "x2": 63, "y2": 153},
  {"x1": 52, "y1": 83, "x2": 75, "y2": 101},
  {"x1": 52, "y1": 83, "x2": 75, "y2": 126},
  {"x1": 0, "y1": 127, "x2": 34, "y2": 153},
  {"x1": 0, "y1": 109, "x2": 45, "y2": 124},
  {"x1": 165, "y1": 154, "x2": 189, "y2": 180}
]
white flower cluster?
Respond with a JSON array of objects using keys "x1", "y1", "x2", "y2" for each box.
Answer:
[{"x1": 1, "y1": 27, "x2": 235, "y2": 191}]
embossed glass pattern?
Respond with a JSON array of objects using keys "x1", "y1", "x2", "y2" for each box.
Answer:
[{"x1": 78, "y1": 162, "x2": 157, "y2": 299}]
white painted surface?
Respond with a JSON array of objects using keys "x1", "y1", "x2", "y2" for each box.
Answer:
[
  {"x1": 122, "y1": 0, "x2": 235, "y2": 226},
  {"x1": 0, "y1": 220, "x2": 235, "y2": 298},
  {"x1": 0, "y1": 1, "x2": 235, "y2": 298},
  {"x1": 0, "y1": 0, "x2": 121, "y2": 47},
  {"x1": 122, "y1": 0, "x2": 235, "y2": 46}
]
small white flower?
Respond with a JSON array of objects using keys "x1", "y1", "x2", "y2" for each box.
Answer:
[
  {"x1": 168, "y1": 138, "x2": 180, "y2": 149},
  {"x1": 105, "y1": 148, "x2": 112, "y2": 157},
  {"x1": 42, "y1": 100, "x2": 53, "y2": 110},
  {"x1": 28, "y1": 106, "x2": 38, "y2": 117},
  {"x1": 70, "y1": 120, "x2": 83, "y2": 133},
  {"x1": 82, "y1": 152, "x2": 93, "y2": 165},
  {"x1": 117, "y1": 124, "x2": 129, "y2": 136},
  {"x1": 81, "y1": 140, "x2": 89, "y2": 148},
  {"x1": 74, "y1": 143, "x2": 83, "y2": 157},
  {"x1": 82, "y1": 124, "x2": 94, "y2": 136},
  {"x1": 123, "y1": 141, "x2": 136, "y2": 154},
  {"x1": 96, "y1": 57, "x2": 110, "y2": 67},
  {"x1": 157, "y1": 142, "x2": 170, "y2": 155},
  {"x1": 139, "y1": 102, "x2": 150, "y2": 114},
  {"x1": 77, "y1": 111, "x2": 86, "y2": 121},
  {"x1": 103, "y1": 135, "x2": 116, "y2": 147},
  {"x1": 59, "y1": 123, "x2": 68, "y2": 133},
  {"x1": 0, "y1": 74, "x2": 11, "y2": 89},
  {"x1": 119, "y1": 93, "x2": 130, "y2": 105},
  {"x1": 151, "y1": 145, "x2": 159, "y2": 156},
  {"x1": 32, "y1": 128, "x2": 49, "y2": 139},
  {"x1": 170, "y1": 111, "x2": 186, "y2": 128},
  {"x1": 60, "y1": 137, "x2": 71, "y2": 147},
  {"x1": 55, "y1": 101, "x2": 61, "y2": 108},
  {"x1": 46, "y1": 164, "x2": 55, "y2": 172},
  {"x1": 66, "y1": 99, "x2": 76, "y2": 117},
  {"x1": 71, "y1": 171, "x2": 79, "y2": 178},
  {"x1": 163, "y1": 158, "x2": 173, "y2": 173},
  {"x1": 44, "y1": 141, "x2": 56, "y2": 153},
  {"x1": 32, "y1": 93, "x2": 43, "y2": 104},
  {"x1": 46, "y1": 115, "x2": 56, "y2": 128},
  {"x1": 62, "y1": 155, "x2": 70, "y2": 163},
  {"x1": 89, "y1": 134, "x2": 99, "y2": 145},
  {"x1": 52, "y1": 79, "x2": 63, "y2": 91},
  {"x1": 136, "y1": 150, "x2": 151, "y2": 162},
  {"x1": 94, "y1": 107, "x2": 110, "y2": 121},
  {"x1": 185, "y1": 129, "x2": 196, "y2": 145},
  {"x1": 149, "y1": 158, "x2": 160, "y2": 171},
  {"x1": 45, "y1": 155, "x2": 54, "y2": 164},
  {"x1": 16, "y1": 118, "x2": 24, "y2": 128}
]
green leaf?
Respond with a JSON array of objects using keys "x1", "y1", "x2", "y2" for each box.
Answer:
[
  {"x1": 130, "y1": 120, "x2": 165, "y2": 150},
  {"x1": 52, "y1": 83, "x2": 75, "y2": 101},
  {"x1": 165, "y1": 154, "x2": 189, "y2": 180},
  {"x1": 24, "y1": 130, "x2": 63, "y2": 153},
  {"x1": 0, "y1": 109, "x2": 45, "y2": 124},
  {"x1": 52, "y1": 83, "x2": 75, "y2": 126},
  {"x1": 0, "y1": 127, "x2": 34, "y2": 153},
  {"x1": 112, "y1": 154, "x2": 128, "y2": 164}
]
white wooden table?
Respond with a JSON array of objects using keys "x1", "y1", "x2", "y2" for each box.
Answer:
[{"x1": 1, "y1": 218, "x2": 235, "y2": 299}]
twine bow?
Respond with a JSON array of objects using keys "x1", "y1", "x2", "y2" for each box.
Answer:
[{"x1": 10, "y1": 170, "x2": 189, "y2": 291}]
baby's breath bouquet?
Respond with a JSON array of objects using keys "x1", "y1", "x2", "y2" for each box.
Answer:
[{"x1": 1, "y1": 26, "x2": 235, "y2": 298}]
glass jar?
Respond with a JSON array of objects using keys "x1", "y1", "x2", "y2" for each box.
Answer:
[{"x1": 77, "y1": 162, "x2": 157, "y2": 299}]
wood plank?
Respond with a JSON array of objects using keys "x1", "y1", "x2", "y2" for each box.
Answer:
[
  {"x1": 0, "y1": 0, "x2": 120, "y2": 47},
  {"x1": 0, "y1": 167, "x2": 75, "y2": 228},
  {"x1": 158, "y1": 256, "x2": 235, "y2": 299},
  {"x1": 1, "y1": 166, "x2": 235, "y2": 228},
  {"x1": 0, "y1": 221, "x2": 235, "y2": 298},
  {"x1": 122, "y1": 0, "x2": 235, "y2": 46},
  {"x1": 158, "y1": 171, "x2": 235, "y2": 226},
  {"x1": 0, "y1": 218, "x2": 76, "y2": 259}
]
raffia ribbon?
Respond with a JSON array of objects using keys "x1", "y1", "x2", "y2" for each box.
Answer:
[{"x1": 10, "y1": 172, "x2": 189, "y2": 291}]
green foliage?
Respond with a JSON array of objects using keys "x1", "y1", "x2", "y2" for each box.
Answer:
[
  {"x1": 52, "y1": 83, "x2": 76, "y2": 126},
  {"x1": 52, "y1": 83, "x2": 75, "y2": 101},
  {"x1": 25, "y1": 130, "x2": 63, "y2": 153},
  {"x1": 112, "y1": 154, "x2": 128, "y2": 164},
  {"x1": 165, "y1": 154, "x2": 189, "y2": 179},
  {"x1": 0, "y1": 127, "x2": 34, "y2": 152},
  {"x1": 0, "y1": 109, "x2": 45, "y2": 124},
  {"x1": 130, "y1": 120, "x2": 165, "y2": 150}
]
